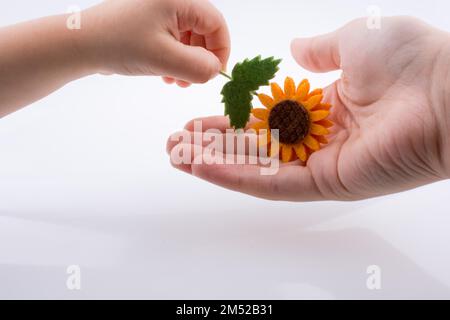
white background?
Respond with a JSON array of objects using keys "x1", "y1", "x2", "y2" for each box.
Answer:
[{"x1": 0, "y1": 0, "x2": 450, "y2": 299}]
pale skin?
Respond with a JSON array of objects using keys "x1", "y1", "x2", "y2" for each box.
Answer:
[
  {"x1": 0, "y1": 0, "x2": 230, "y2": 117},
  {"x1": 167, "y1": 17, "x2": 450, "y2": 201},
  {"x1": 1, "y1": 6, "x2": 449, "y2": 202}
]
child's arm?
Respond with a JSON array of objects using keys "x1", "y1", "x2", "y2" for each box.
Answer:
[
  {"x1": 0, "y1": 0, "x2": 230, "y2": 118},
  {"x1": 0, "y1": 15, "x2": 90, "y2": 117}
]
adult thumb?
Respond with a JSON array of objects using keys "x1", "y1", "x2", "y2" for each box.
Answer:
[{"x1": 291, "y1": 31, "x2": 341, "y2": 73}]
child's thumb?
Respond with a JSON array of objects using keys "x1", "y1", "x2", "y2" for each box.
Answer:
[{"x1": 161, "y1": 40, "x2": 222, "y2": 83}]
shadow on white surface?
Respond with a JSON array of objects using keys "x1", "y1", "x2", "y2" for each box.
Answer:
[{"x1": 1, "y1": 207, "x2": 449, "y2": 299}]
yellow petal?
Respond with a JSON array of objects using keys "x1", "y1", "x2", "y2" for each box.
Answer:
[
  {"x1": 251, "y1": 121, "x2": 268, "y2": 132},
  {"x1": 251, "y1": 108, "x2": 269, "y2": 121},
  {"x1": 294, "y1": 144, "x2": 307, "y2": 162},
  {"x1": 281, "y1": 145, "x2": 293, "y2": 163},
  {"x1": 304, "y1": 94, "x2": 323, "y2": 110},
  {"x1": 313, "y1": 134, "x2": 329, "y2": 144},
  {"x1": 316, "y1": 119, "x2": 334, "y2": 128},
  {"x1": 271, "y1": 83, "x2": 285, "y2": 102},
  {"x1": 310, "y1": 124, "x2": 329, "y2": 135},
  {"x1": 303, "y1": 135, "x2": 320, "y2": 151},
  {"x1": 307, "y1": 88, "x2": 323, "y2": 99},
  {"x1": 295, "y1": 79, "x2": 310, "y2": 101},
  {"x1": 310, "y1": 110, "x2": 330, "y2": 121},
  {"x1": 312, "y1": 102, "x2": 332, "y2": 111},
  {"x1": 258, "y1": 93, "x2": 275, "y2": 109},
  {"x1": 284, "y1": 77, "x2": 296, "y2": 99}
]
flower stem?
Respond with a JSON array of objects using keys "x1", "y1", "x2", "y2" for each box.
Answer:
[
  {"x1": 220, "y1": 71, "x2": 232, "y2": 80},
  {"x1": 219, "y1": 71, "x2": 259, "y2": 97}
]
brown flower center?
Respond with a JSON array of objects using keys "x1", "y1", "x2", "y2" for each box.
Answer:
[{"x1": 268, "y1": 100, "x2": 310, "y2": 145}]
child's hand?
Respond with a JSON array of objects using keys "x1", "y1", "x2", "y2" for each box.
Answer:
[
  {"x1": 0, "y1": 0, "x2": 229, "y2": 116},
  {"x1": 167, "y1": 17, "x2": 450, "y2": 201},
  {"x1": 82, "y1": 0, "x2": 230, "y2": 85}
]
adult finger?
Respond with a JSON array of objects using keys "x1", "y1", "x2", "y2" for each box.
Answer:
[
  {"x1": 191, "y1": 157, "x2": 324, "y2": 201},
  {"x1": 291, "y1": 30, "x2": 341, "y2": 73}
]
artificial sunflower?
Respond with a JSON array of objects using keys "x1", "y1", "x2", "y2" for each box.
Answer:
[{"x1": 251, "y1": 77, "x2": 333, "y2": 163}]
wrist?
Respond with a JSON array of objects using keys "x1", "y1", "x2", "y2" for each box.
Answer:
[
  {"x1": 40, "y1": 14, "x2": 96, "y2": 78},
  {"x1": 63, "y1": 10, "x2": 105, "y2": 76},
  {"x1": 72, "y1": 5, "x2": 135, "y2": 76}
]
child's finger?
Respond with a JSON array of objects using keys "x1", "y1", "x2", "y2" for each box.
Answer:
[
  {"x1": 204, "y1": 27, "x2": 230, "y2": 71},
  {"x1": 163, "y1": 77, "x2": 191, "y2": 87},
  {"x1": 177, "y1": 0, "x2": 231, "y2": 70},
  {"x1": 190, "y1": 33, "x2": 206, "y2": 48},
  {"x1": 161, "y1": 39, "x2": 221, "y2": 83},
  {"x1": 176, "y1": 80, "x2": 191, "y2": 88},
  {"x1": 162, "y1": 76, "x2": 176, "y2": 84},
  {"x1": 180, "y1": 31, "x2": 192, "y2": 45}
]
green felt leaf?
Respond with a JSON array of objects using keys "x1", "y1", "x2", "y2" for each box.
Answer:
[
  {"x1": 221, "y1": 81, "x2": 253, "y2": 129},
  {"x1": 231, "y1": 56, "x2": 282, "y2": 91},
  {"x1": 221, "y1": 56, "x2": 282, "y2": 129}
]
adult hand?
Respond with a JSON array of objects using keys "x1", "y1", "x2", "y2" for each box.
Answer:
[{"x1": 168, "y1": 17, "x2": 450, "y2": 201}]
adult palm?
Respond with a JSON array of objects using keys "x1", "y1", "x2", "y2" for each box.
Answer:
[{"x1": 168, "y1": 17, "x2": 450, "y2": 201}]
